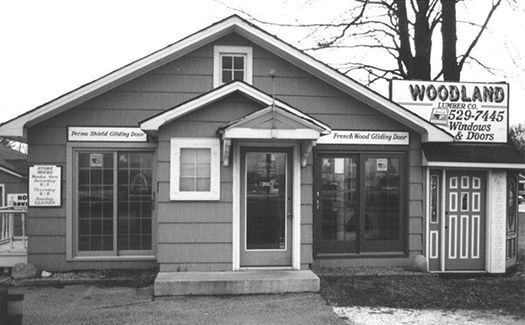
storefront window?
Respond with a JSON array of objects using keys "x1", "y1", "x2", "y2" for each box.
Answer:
[
  {"x1": 316, "y1": 153, "x2": 405, "y2": 254},
  {"x1": 76, "y1": 150, "x2": 153, "y2": 255}
]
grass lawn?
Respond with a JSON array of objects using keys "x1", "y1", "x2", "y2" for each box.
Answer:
[{"x1": 319, "y1": 265, "x2": 525, "y2": 316}]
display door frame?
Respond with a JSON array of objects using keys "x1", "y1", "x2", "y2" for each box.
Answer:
[
  {"x1": 314, "y1": 151, "x2": 407, "y2": 256},
  {"x1": 428, "y1": 169, "x2": 487, "y2": 272},
  {"x1": 232, "y1": 142, "x2": 301, "y2": 270}
]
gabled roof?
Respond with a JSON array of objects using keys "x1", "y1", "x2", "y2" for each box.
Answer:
[
  {"x1": 219, "y1": 104, "x2": 329, "y2": 140},
  {"x1": 0, "y1": 144, "x2": 27, "y2": 178},
  {"x1": 0, "y1": 15, "x2": 452, "y2": 142},
  {"x1": 140, "y1": 81, "x2": 331, "y2": 135}
]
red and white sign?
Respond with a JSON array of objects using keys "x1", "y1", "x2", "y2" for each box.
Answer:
[{"x1": 390, "y1": 80, "x2": 508, "y2": 143}]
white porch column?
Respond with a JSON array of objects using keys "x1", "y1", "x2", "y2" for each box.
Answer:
[{"x1": 485, "y1": 170, "x2": 506, "y2": 273}]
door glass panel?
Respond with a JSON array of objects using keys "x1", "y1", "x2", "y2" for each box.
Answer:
[
  {"x1": 320, "y1": 157, "x2": 358, "y2": 242},
  {"x1": 78, "y1": 152, "x2": 114, "y2": 251},
  {"x1": 246, "y1": 152, "x2": 286, "y2": 250},
  {"x1": 118, "y1": 152, "x2": 153, "y2": 250},
  {"x1": 364, "y1": 157, "x2": 400, "y2": 240}
]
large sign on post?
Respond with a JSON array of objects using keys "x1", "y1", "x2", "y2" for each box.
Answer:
[
  {"x1": 29, "y1": 165, "x2": 62, "y2": 207},
  {"x1": 390, "y1": 80, "x2": 509, "y2": 143}
]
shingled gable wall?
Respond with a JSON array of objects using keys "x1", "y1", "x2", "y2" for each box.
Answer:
[{"x1": 26, "y1": 31, "x2": 424, "y2": 271}]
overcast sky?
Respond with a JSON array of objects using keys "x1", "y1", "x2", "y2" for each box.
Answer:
[{"x1": 1, "y1": 0, "x2": 524, "y2": 127}]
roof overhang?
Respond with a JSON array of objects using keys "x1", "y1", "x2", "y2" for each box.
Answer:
[
  {"x1": 0, "y1": 15, "x2": 453, "y2": 143},
  {"x1": 422, "y1": 143, "x2": 525, "y2": 169},
  {"x1": 140, "y1": 81, "x2": 331, "y2": 136},
  {"x1": 0, "y1": 166, "x2": 26, "y2": 179}
]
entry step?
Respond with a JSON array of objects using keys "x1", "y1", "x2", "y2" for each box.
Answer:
[{"x1": 154, "y1": 270, "x2": 320, "y2": 296}]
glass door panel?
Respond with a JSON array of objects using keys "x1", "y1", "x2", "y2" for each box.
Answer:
[
  {"x1": 245, "y1": 152, "x2": 287, "y2": 250},
  {"x1": 364, "y1": 157, "x2": 400, "y2": 240},
  {"x1": 78, "y1": 152, "x2": 114, "y2": 252},
  {"x1": 317, "y1": 156, "x2": 358, "y2": 253}
]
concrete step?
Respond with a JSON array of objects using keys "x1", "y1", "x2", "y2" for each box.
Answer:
[{"x1": 154, "y1": 270, "x2": 320, "y2": 296}]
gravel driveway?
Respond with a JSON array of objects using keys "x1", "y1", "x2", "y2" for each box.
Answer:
[{"x1": 9, "y1": 284, "x2": 344, "y2": 324}]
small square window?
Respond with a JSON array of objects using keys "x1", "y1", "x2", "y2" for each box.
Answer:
[
  {"x1": 214, "y1": 46, "x2": 253, "y2": 87},
  {"x1": 170, "y1": 138, "x2": 220, "y2": 200}
]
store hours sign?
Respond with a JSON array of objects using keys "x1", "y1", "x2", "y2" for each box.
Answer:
[
  {"x1": 29, "y1": 165, "x2": 62, "y2": 207},
  {"x1": 390, "y1": 80, "x2": 509, "y2": 143}
]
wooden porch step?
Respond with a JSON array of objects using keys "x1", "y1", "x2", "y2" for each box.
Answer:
[{"x1": 154, "y1": 270, "x2": 320, "y2": 296}]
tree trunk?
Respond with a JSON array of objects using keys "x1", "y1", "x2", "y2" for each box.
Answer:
[
  {"x1": 441, "y1": 0, "x2": 460, "y2": 81},
  {"x1": 413, "y1": 0, "x2": 432, "y2": 80},
  {"x1": 394, "y1": 0, "x2": 413, "y2": 79}
]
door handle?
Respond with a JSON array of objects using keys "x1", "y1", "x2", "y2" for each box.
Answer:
[{"x1": 288, "y1": 213, "x2": 293, "y2": 219}]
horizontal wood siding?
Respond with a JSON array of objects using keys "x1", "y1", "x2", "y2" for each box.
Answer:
[
  {"x1": 0, "y1": 171, "x2": 27, "y2": 203},
  {"x1": 155, "y1": 94, "x2": 264, "y2": 271},
  {"x1": 26, "y1": 30, "x2": 424, "y2": 271}
]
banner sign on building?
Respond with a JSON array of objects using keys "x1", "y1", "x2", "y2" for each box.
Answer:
[
  {"x1": 68, "y1": 127, "x2": 147, "y2": 142},
  {"x1": 318, "y1": 131, "x2": 409, "y2": 145},
  {"x1": 29, "y1": 165, "x2": 62, "y2": 207},
  {"x1": 7, "y1": 193, "x2": 28, "y2": 208},
  {"x1": 390, "y1": 80, "x2": 508, "y2": 143}
]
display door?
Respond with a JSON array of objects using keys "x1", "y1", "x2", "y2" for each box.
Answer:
[
  {"x1": 315, "y1": 154, "x2": 405, "y2": 255},
  {"x1": 240, "y1": 148, "x2": 292, "y2": 267},
  {"x1": 444, "y1": 171, "x2": 486, "y2": 271}
]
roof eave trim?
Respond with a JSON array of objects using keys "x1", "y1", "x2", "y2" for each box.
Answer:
[
  {"x1": 0, "y1": 17, "x2": 244, "y2": 139},
  {"x1": 0, "y1": 166, "x2": 26, "y2": 179}
]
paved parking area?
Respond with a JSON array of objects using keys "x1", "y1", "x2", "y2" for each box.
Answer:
[{"x1": 9, "y1": 285, "x2": 344, "y2": 324}]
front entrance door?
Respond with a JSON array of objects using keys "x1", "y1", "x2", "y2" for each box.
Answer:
[
  {"x1": 444, "y1": 171, "x2": 486, "y2": 271},
  {"x1": 240, "y1": 148, "x2": 292, "y2": 267}
]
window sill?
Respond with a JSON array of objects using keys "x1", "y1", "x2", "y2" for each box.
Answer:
[{"x1": 70, "y1": 255, "x2": 156, "y2": 262}]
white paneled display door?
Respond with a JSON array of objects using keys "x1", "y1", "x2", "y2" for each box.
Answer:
[{"x1": 444, "y1": 171, "x2": 486, "y2": 271}]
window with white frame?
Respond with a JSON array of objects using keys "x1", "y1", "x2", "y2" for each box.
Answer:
[
  {"x1": 213, "y1": 46, "x2": 253, "y2": 87},
  {"x1": 170, "y1": 138, "x2": 220, "y2": 200}
]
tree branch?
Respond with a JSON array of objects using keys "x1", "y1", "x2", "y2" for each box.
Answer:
[{"x1": 457, "y1": 0, "x2": 502, "y2": 72}]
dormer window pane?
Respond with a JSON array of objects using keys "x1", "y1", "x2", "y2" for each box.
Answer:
[
  {"x1": 222, "y1": 71, "x2": 232, "y2": 83},
  {"x1": 222, "y1": 56, "x2": 232, "y2": 69},
  {"x1": 234, "y1": 70, "x2": 244, "y2": 81},
  {"x1": 234, "y1": 56, "x2": 244, "y2": 69}
]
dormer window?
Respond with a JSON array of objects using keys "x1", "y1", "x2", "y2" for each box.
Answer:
[{"x1": 213, "y1": 46, "x2": 252, "y2": 87}]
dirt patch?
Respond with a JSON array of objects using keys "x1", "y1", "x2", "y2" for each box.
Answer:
[
  {"x1": 5, "y1": 268, "x2": 157, "y2": 288},
  {"x1": 319, "y1": 265, "x2": 525, "y2": 317}
]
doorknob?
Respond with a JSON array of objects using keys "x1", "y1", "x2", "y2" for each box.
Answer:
[{"x1": 288, "y1": 213, "x2": 293, "y2": 219}]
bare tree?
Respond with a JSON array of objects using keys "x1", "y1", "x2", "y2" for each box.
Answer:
[{"x1": 226, "y1": 0, "x2": 505, "y2": 85}]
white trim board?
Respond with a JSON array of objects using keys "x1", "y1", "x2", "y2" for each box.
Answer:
[
  {"x1": 0, "y1": 15, "x2": 452, "y2": 143},
  {"x1": 424, "y1": 161, "x2": 525, "y2": 169},
  {"x1": 213, "y1": 45, "x2": 253, "y2": 87},
  {"x1": 0, "y1": 166, "x2": 25, "y2": 179},
  {"x1": 232, "y1": 141, "x2": 301, "y2": 271}
]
